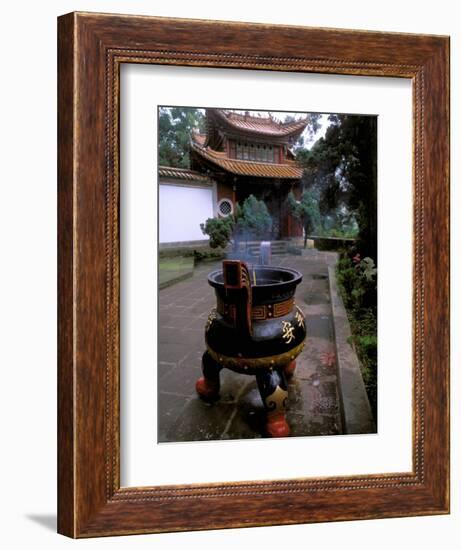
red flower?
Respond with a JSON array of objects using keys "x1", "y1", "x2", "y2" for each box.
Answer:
[{"x1": 352, "y1": 253, "x2": 361, "y2": 264}]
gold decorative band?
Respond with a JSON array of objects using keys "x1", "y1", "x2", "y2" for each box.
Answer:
[
  {"x1": 216, "y1": 297, "x2": 294, "y2": 322},
  {"x1": 206, "y1": 341, "x2": 305, "y2": 371}
]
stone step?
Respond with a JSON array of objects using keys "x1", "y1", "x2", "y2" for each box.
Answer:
[{"x1": 238, "y1": 241, "x2": 288, "y2": 256}]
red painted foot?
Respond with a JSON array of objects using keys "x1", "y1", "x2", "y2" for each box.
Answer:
[
  {"x1": 265, "y1": 413, "x2": 290, "y2": 437},
  {"x1": 195, "y1": 377, "x2": 220, "y2": 401},
  {"x1": 284, "y1": 360, "x2": 297, "y2": 379}
]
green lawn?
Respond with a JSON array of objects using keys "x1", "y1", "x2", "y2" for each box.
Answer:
[{"x1": 159, "y1": 256, "x2": 194, "y2": 288}]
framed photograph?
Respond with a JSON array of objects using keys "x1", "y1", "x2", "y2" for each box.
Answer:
[
  {"x1": 58, "y1": 12, "x2": 450, "y2": 537},
  {"x1": 155, "y1": 104, "x2": 377, "y2": 445}
]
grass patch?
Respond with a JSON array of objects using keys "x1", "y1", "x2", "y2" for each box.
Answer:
[{"x1": 159, "y1": 256, "x2": 194, "y2": 287}]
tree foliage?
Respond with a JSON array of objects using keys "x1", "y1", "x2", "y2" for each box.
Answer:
[
  {"x1": 158, "y1": 107, "x2": 205, "y2": 168},
  {"x1": 283, "y1": 113, "x2": 322, "y2": 150},
  {"x1": 234, "y1": 195, "x2": 272, "y2": 241},
  {"x1": 286, "y1": 191, "x2": 321, "y2": 248},
  {"x1": 297, "y1": 114, "x2": 377, "y2": 259}
]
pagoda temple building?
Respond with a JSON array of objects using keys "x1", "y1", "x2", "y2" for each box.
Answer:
[
  {"x1": 158, "y1": 109, "x2": 308, "y2": 245},
  {"x1": 191, "y1": 109, "x2": 307, "y2": 239}
]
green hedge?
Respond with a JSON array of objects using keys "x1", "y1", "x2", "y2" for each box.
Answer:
[{"x1": 159, "y1": 246, "x2": 226, "y2": 262}]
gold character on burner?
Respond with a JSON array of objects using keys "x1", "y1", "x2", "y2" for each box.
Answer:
[
  {"x1": 295, "y1": 308, "x2": 305, "y2": 330},
  {"x1": 281, "y1": 321, "x2": 295, "y2": 344}
]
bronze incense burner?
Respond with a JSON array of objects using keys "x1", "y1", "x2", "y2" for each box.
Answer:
[{"x1": 196, "y1": 260, "x2": 306, "y2": 437}]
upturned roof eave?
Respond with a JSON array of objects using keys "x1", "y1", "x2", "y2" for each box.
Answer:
[{"x1": 191, "y1": 142, "x2": 303, "y2": 180}]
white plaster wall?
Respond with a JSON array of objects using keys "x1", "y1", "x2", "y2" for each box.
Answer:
[{"x1": 159, "y1": 184, "x2": 213, "y2": 243}]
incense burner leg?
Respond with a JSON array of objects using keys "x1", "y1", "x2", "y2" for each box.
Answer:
[
  {"x1": 196, "y1": 351, "x2": 222, "y2": 401},
  {"x1": 256, "y1": 368, "x2": 290, "y2": 437},
  {"x1": 283, "y1": 360, "x2": 297, "y2": 379}
]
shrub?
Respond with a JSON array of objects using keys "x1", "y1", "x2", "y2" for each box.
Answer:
[
  {"x1": 193, "y1": 249, "x2": 225, "y2": 263},
  {"x1": 234, "y1": 195, "x2": 272, "y2": 241},
  {"x1": 336, "y1": 254, "x2": 378, "y2": 420},
  {"x1": 200, "y1": 195, "x2": 273, "y2": 248},
  {"x1": 200, "y1": 216, "x2": 234, "y2": 249}
]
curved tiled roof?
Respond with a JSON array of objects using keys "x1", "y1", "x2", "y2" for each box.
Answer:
[
  {"x1": 158, "y1": 166, "x2": 212, "y2": 183},
  {"x1": 191, "y1": 141, "x2": 303, "y2": 179},
  {"x1": 211, "y1": 109, "x2": 308, "y2": 138}
]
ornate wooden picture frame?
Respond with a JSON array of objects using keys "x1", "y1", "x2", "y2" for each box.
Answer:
[{"x1": 58, "y1": 12, "x2": 450, "y2": 537}]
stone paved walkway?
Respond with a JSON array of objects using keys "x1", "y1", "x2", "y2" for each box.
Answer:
[{"x1": 158, "y1": 251, "x2": 342, "y2": 442}]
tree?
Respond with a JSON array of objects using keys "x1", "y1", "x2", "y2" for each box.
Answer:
[
  {"x1": 158, "y1": 107, "x2": 205, "y2": 168},
  {"x1": 234, "y1": 195, "x2": 272, "y2": 241},
  {"x1": 286, "y1": 191, "x2": 321, "y2": 248},
  {"x1": 297, "y1": 115, "x2": 377, "y2": 259}
]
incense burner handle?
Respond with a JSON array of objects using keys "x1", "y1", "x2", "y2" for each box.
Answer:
[{"x1": 222, "y1": 260, "x2": 253, "y2": 338}]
